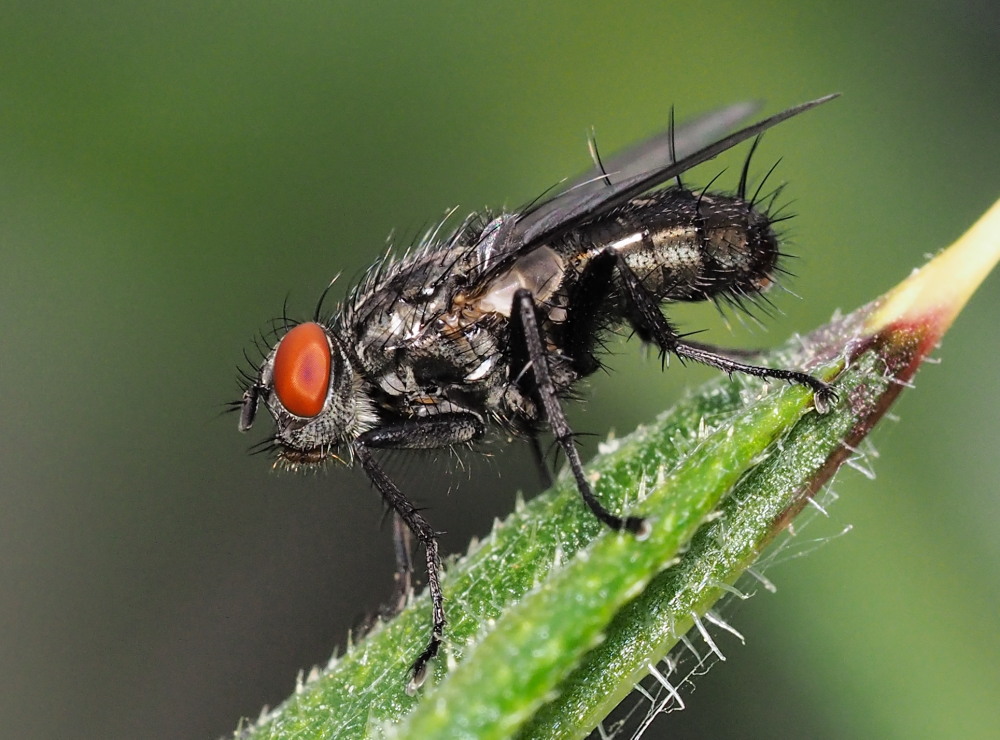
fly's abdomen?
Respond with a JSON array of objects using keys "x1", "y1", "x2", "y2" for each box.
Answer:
[{"x1": 586, "y1": 187, "x2": 781, "y2": 303}]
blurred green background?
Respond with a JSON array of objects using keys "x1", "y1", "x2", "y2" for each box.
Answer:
[{"x1": 1, "y1": 2, "x2": 997, "y2": 738}]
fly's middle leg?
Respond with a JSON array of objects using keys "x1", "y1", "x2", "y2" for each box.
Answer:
[{"x1": 510, "y1": 288, "x2": 648, "y2": 536}]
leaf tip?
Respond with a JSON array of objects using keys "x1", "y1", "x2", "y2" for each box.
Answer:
[{"x1": 865, "y1": 198, "x2": 1000, "y2": 339}]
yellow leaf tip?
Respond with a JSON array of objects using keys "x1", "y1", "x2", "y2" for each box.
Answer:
[{"x1": 866, "y1": 197, "x2": 1000, "y2": 337}]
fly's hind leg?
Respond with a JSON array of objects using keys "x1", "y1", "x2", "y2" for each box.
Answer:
[{"x1": 613, "y1": 254, "x2": 837, "y2": 413}]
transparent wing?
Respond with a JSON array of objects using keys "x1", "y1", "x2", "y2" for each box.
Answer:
[
  {"x1": 461, "y1": 101, "x2": 757, "y2": 282},
  {"x1": 513, "y1": 94, "x2": 839, "y2": 250},
  {"x1": 561, "y1": 100, "x2": 760, "y2": 195}
]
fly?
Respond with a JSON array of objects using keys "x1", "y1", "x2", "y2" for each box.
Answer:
[{"x1": 235, "y1": 94, "x2": 839, "y2": 693}]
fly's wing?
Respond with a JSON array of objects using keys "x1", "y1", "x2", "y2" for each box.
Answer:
[
  {"x1": 460, "y1": 101, "x2": 761, "y2": 284},
  {"x1": 513, "y1": 94, "x2": 839, "y2": 250},
  {"x1": 559, "y1": 100, "x2": 760, "y2": 196}
]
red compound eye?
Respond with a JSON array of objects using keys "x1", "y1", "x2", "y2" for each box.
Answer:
[{"x1": 272, "y1": 322, "x2": 331, "y2": 418}]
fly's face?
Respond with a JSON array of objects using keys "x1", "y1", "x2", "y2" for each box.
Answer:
[{"x1": 239, "y1": 322, "x2": 375, "y2": 465}]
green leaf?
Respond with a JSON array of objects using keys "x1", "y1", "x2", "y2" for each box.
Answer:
[{"x1": 235, "y1": 199, "x2": 1000, "y2": 739}]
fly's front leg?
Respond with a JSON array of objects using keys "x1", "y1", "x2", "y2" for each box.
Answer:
[
  {"x1": 614, "y1": 255, "x2": 837, "y2": 413},
  {"x1": 354, "y1": 412, "x2": 486, "y2": 693},
  {"x1": 511, "y1": 288, "x2": 647, "y2": 535}
]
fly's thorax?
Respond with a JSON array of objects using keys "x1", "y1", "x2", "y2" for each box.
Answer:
[
  {"x1": 246, "y1": 322, "x2": 377, "y2": 464},
  {"x1": 459, "y1": 245, "x2": 566, "y2": 320}
]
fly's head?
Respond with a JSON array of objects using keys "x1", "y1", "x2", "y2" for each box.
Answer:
[{"x1": 238, "y1": 321, "x2": 374, "y2": 466}]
